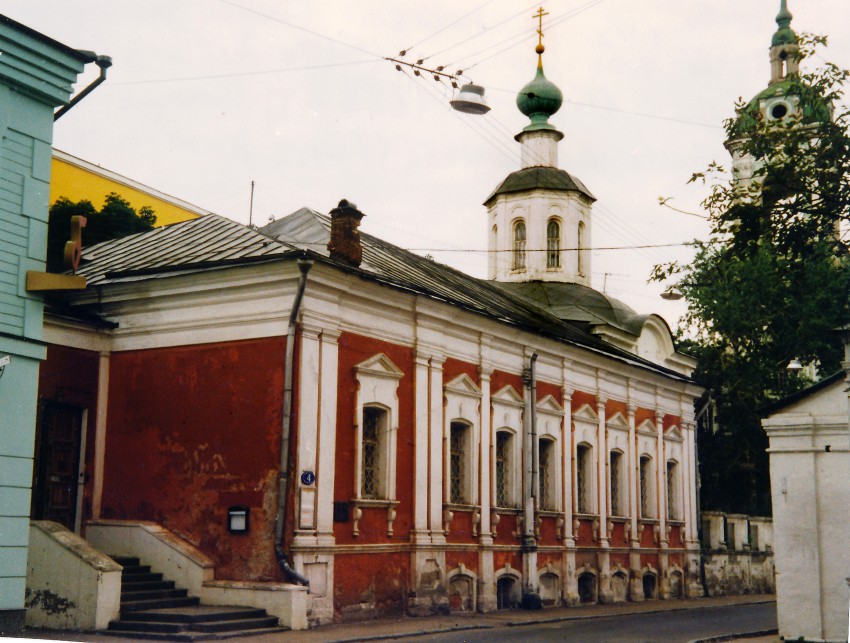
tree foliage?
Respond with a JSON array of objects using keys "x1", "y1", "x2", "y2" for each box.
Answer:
[
  {"x1": 653, "y1": 36, "x2": 850, "y2": 515},
  {"x1": 47, "y1": 193, "x2": 156, "y2": 272}
]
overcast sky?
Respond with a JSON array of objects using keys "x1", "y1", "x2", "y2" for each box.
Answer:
[{"x1": 7, "y1": 1, "x2": 849, "y2": 328}]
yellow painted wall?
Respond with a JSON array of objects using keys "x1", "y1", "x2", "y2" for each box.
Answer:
[{"x1": 50, "y1": 156, "x2": 203, "y2": 227}]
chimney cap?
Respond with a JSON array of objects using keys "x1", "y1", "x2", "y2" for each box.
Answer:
[{"x1": 331, "y1": 199, "x2": 364, "y2": 220}]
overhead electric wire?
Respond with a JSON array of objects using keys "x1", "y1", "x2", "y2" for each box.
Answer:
[
  {"x1": 463, "y1": 0, "x2": 606, "y2": 71},
  {"x1": 400, "y1": 0, "x2": 502, "y2": 57},
  {"x1": 423, "y1": 0, "x2": 547, "y2": 64},
  {"x1": 215, "y1": 0, "x2": 384, "y2": 59}
]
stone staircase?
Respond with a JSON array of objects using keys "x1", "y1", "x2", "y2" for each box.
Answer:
[{"x1": 105, "y1": 556, "x2": 287, "y2": 640}]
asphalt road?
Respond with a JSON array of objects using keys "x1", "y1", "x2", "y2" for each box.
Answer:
[{"x1": 393, "y1": 601, "x2": 777, "y2": 643}]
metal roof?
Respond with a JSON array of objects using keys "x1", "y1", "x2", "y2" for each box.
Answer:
[
  {"x1": 77, "y1": 213, "x2": 299, "y2": 285},
  {"x1": 261, "y1": 209, "x2": 690, "y2": 381},
  {"x1": 65, "y1": 208, "x2": 691, "y2": 381},
  {"x1": 484, "y1": 166, "x2": 595, "y2": 205}
]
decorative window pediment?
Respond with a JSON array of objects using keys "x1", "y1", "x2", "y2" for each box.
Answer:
[
  {"x1": 636, "y1": 418, "x2": 657, "y2": 436},
  {"x1": 492, "y1": 384, "x2": 523, "y2": 408},
  {"x1": 573, "y1": 403, "x2": 599, "y2": 425},
  {"x1": 606, "y1": 412, "x2": 629, "y2": 431},
  {"x1": 356, "y1": 353, "x2": 404, "y2": 380},
  {"x1": 665, "y1": 425, "x2": 684, "y2": 442},
  {"x1": 445, "y1": 373, "x2": 482, "y2": 399},
  {"x1": 536, "y1": 394, "x2": 564, "y2": 416}
]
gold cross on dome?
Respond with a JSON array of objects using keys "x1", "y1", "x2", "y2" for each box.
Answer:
[{"x1": 534, "y1": 7, "x2": 549, "y2": 52}]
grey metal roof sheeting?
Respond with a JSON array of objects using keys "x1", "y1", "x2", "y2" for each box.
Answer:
[
  {"x1": 65, "y1": 207, "x2": 690, "y2": 381},
  {"x1": 483, "y1": 166, "x2": 596, "y2": 205},
  {"x1": 261, "y1": 209, "x2": 689, "y2": 381},
  {"x1": 77, "y1": 213, "x2": 299, "y2": 285}
]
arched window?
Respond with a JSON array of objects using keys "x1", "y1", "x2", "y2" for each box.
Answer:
[
  {"x1": 512, "y1": 220, "x2": 526, "y2": 270},
  {"x1": 361, "y1": 406, "x2": 387, "y2": 499},
  {"x1": 495, "y1": 431, "x2": 514, "y2": 507},
  {"x1": 576, "y1": 443, "x2": 593, "y2": 514},
  {"x1": 449, "y1": 422, "x2": 470, "y2": 504},
  {"x1": 666, "y1": 460, "x2": 679, "y2": 520},
  {"x1": 538, "y1": 438, "x2": 556, "y2": 510},
  {"x1": 546, "y1": 219, "x2": 560, "y2": 268},
  {"x1": 639, "y1": 455, "x2": 654, "y2": 518},
  {"x1": 577, "y1": 221, "x2": 586, "y2": 276},
  {"x1": 610, "y1": 450, "x2": 625, "y2": 516}
]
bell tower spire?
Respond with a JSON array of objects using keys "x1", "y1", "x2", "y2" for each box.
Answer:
[
  {"x1": 770, "y1": 0, "x2": 799, "y2": 84},
  {"x1": 484, "y1": 8, "x2": 595, "y2": 286}
]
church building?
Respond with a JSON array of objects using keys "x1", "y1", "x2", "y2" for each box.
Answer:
[{"x1": 35, "y1": 29, "x2": 703, "y2": 625}]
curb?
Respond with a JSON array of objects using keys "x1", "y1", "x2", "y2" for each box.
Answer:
[
  {"x1": 689, "y1": 629, "x2": 778, "y2": 642},
  {"x1": 329, "y1": 624, "x2": 493, "y2": 642},
  {"x1": 327, "y1": 598, "x2": 776, "y2": 642}
]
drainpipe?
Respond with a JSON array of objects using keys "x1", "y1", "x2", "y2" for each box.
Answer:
[
  {"x1": 522, "y1": 353, "x2": 542, "y2": 609},
  {"x1": 54, "y1": 54, "x2": 112, "y2": 121},
  {"x1": 274, "y1": 258, "x2": 313, "y2": 587}
]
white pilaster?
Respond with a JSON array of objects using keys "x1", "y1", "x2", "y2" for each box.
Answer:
[
  {"x1": 429, "y1": 357, "x2": 445, "y2": 544},
  {"x1": 413, "y1": 353, "x2": 431, "y2": 541},
  {"x1": 479, "y1": 368, "x2": 492, "y2": 537},
  {"x1": 561, "y1": 385, "x2": 574, "y2": 546},
  {"x1": 596, "y1": 398, "x2": 608, "y2": 547},
  {"x1": 655, "y1": 411, "x2": 667, "y2": 547},
  {"x1": 294, "y1": 325, "x2": 321, "y2": 544},
  {"x1": 315, "y1": 330, "x2": 340, "y2": 544},
  {"x1": 92, "y1": 351, "x2": 110, "y2": 519},
  {"x1": 627, "y1": 403, "x2": 639, "y2": 546}
]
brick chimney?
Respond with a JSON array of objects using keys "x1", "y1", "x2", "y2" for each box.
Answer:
[{"x1": 327, "y1": 199, "x2": 365, "y2": 267}]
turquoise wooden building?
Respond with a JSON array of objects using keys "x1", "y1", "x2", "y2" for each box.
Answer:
[{"x1": 0, "y1": 15, "x2": 95, "y2": 634}]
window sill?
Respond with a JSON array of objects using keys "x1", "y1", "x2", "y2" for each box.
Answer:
[
  {"x1": 351, "y1": 498, "x2": 400, "y2": 509},
  {"x1": 444, "y1": 503, "x2": 478, "y2": 513},
  {"x1": 537, "y1": 510, "x2": 562, "y2": 518},
  {"x1": 608, "y1": 515, "x2": 629, "y2": 522},
  {"x1": 492, "y1": 506, "x2": 522, "y2": 515},
  {"x1": 574, "y1": 513, "x2": 599, "y2": 520},
  {"x1": 638, "y1": 517, "x2": 659, "y2": 524}
]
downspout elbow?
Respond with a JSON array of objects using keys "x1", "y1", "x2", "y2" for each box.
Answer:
[{"x1": 55, "y1": 54, "x2": 112, "y2": 121}]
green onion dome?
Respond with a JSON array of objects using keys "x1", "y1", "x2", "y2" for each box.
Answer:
[{"x1": 516, "y1": 64, "x2": 563, "y2": 132}]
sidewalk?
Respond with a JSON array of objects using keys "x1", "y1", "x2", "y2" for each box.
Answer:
[{"x1": 16, "y1": 593, "x2": 776, "y2": 643}]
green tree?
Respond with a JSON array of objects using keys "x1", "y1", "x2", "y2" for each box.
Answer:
[
  {"x1": 47, "y1": 193, "x2": 157, "y2": 272},
  {"x1": 653, "y1": 36, "x2": 850, "y2": 515}
]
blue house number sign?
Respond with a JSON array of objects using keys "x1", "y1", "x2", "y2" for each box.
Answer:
[{"x1": 301, "y1": 470, "x2": 316, "y2": 486}]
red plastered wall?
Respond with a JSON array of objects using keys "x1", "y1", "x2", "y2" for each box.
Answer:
[{"x1": 102, "y1": 337, "x2": 285, "y2": 580}]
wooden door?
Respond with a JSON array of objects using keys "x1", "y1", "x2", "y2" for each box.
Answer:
[{"x1": 32, "y1": 402, "x2": 83, "y2": 530}]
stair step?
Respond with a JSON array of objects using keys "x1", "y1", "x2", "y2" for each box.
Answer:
[
  {"x1": 121, "y1": 571, "x2": 164, "y2": 583},
  {"x1": 108, "y1": 620, "x2": 184, "y2": 634},
  {"x1": 110, "y1": 555, "x2": 140, "y2": 567},
  {"x1": 124, "y1": 606, "x2": 267, "y2": 624},
  {"x1": 120, "y1": 564, "x2": 152, "y2": 575},
  {"x1": 193, "y1": 616, "x2": 280, "y2": 633},
  {"x1": 121, "y1": 596, "x2": 201, "y2": 613},
  {"x1": 121, "y1": 588, "x2": 189, "y2": 602},
  {"x1": 102, "y1": 629, "x2": 205, "y2": 641},
  {"x1": 121, "y1": 580, "x2": 176, "y2": 593}
]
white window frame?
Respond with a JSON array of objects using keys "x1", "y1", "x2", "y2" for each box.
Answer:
[
  {"x1": 512, "y1": 219, "x2": 527, "y2": 271},
  {"x1": 354, "y1": 353, "x2": 403, "y2": 502},
  {"x1": 491, "y1": 385, "x2": 523, "y2": 509},
  {"x1": 536, "y1": 394, "x2": 564, "y2": 512},
  {"x1": 576, "y1": 443, "x2": 594, "y2": 514},
  {"x1": 639, "y1": 454, "x2": 656, "y2": 519},
  {"x1": 666, "y1": 459, "x2": 680, "y2": 521},
  {"x1": 444, "y1": 373, "x2": 481, "y2": 507},
  {"x1": 609, "y1": 449, "x2": 626, "y2": 517}
]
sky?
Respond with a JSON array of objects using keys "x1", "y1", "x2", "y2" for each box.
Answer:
[{"x1": 6, "y1": 0, "x2": 850, "y2": 328}]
